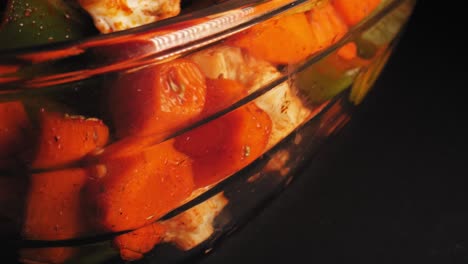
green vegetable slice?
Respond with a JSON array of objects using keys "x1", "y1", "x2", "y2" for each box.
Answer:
[
  {"x1": 0, "y1": 0, "x2": 96, "y2": 50},
  {"x1": 294, "y1": 51, "x2": 363, "y2": 104}
]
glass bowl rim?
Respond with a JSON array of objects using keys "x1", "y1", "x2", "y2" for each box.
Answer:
[{"x1": 0, "y1": 0, "x2": 408, "y2": 93}]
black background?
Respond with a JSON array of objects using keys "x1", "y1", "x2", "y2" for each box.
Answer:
[{"x1": 197, "y1": 1, "x2": 468, "y2": 264}]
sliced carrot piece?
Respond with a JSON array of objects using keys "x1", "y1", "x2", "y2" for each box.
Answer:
[
  {"x1": 20, "y1": 168, "x2": 90, "y2": 264},
  {"x1": 113, "y1": 223, "x2": 166, "y2": 261},
  {"x1": 228, "y1": 13, "x2": 317, "y2": 65},
  {"x1": 202, "y1": 78, "x2": 247, "y2": 117},
  {"x1": 28, "y1": 109, "x2": 109, "y2": 170},
  {"x1": 305, "y1": 2, "x2": 349, "y2": 51},
  {"x1": 337, "y1": 42, "x2": 358, "y2": 60},
  {"x1": 108, "y1": 59, "x2": 207, "y2": 139},
  {"x1": 0, "y1": 101, "x2": 30, "y2": 161},
  {"x1": 22, "y1": 168, "x2": 90, "y2": 240},
  {"x1": 332, "y1": 0, "x2": 382, "y2": 26},
  {"x1": 326, "y1": 44, "x2": 371, "y2": 73},
  {"x1": 174, "y1": 103, "x2": 271, "y2": 188},
  {"x1": 86, "y1": 140, "x2": 194, "y2": 231}
]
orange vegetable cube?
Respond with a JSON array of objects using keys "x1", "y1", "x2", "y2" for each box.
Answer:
[
  {"x1": 202, "y1": 78, "x2": 247, "y2": 117},
  {"x1": 113, "y1": 223, "x2": 166, "y2": 261},
  {"x1": 86, "y1": 140, "x2": 194, "y2": 231},
  {"x1": 332, "y1": 0, "x2": 382, "y2": 26},
  {"x1": 306, "y1": 2, "x2": 349, "y2": 51},
  {"x1": 20, "y1": 168, "x2": 90, "y2": 264},
  {"x1": 337, "y1": 42, "x2": 358, "y2": 60},
  {"x1": 175, "y1": 103, "x2": 272, "y2": 188},
  {"x1": 108, "y1": 59, "x2": 207, "y2": 139},
  {"x1": 22, "y1": 168, "x2": 90, "y2": 240},
  {"x1": 28, "y1": 110, "x2": 109, "y2": 169},
  {"x1": 228, "y1": 13, "x2": 317, "y2": 64}
]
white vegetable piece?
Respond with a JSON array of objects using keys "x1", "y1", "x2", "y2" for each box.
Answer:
[
  {"x1": 161, "y1": 193, "x2": 228, "y2": 250},
  {"x1": 78, "y1": 0, "x2": 180, "y2": 33}
]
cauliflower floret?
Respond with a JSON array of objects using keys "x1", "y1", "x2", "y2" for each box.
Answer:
[
  {"x1": 188, "y1": 45, "x2": 279, "y2": 91},
  {"x1": 161, "y1": 192, "x2": 228, "y2": 250},
  {"x1": 78, "y1": 0, "x2": 180, "y2": 33}
]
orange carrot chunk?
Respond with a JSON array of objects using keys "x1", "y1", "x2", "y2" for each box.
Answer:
[
  {"x1": 0, "y1": 101, "x2": 30, "y2": 161},
  {"x1": 20, "y1": 168, "x2": 90, "y2": 264},
  {"x1": 337, "y1": 42, "x2": 358, "y2": 60},
  {"x1": 29, "y1": 110, "x2": 109, "y2": 170},
  {"x1": 86, "y1": 140, "x2": 194, "y2": 231},
  {"x1": 228, "y1": 13, "x2": 317, "y2": 65},
  {"x1": 113, "y1": 223, "x2": 166, "y2": 261},
  {"x1": 22, "y1": 168, "x2": 90, "y2": 240},
  {"x1": 108, "y1": 59, "x2": 207, "y2": 139},
  {"x1": 305, "y1": 2, "x2": 349, "y2": 51},
  {"x1": 332, "y1": 0, "x2": 382, "y2": 26},
  {"x1": 175, "y1": 103, "x2": 272, "y2": 188},
  {"x1": 202, "y1": 78, "x2": 248, "y2": 117}
]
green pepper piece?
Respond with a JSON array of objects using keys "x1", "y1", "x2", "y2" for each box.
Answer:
[
  {"x1": 349, "y1": 47, "x2": 392, "y2": 105},
  {"x1": 0, "y1": 0, "x2": 96, "y2": 50},
  {"x1": 294, "y1": 52, "x2": 361, "y2": 104},
  {"x1": 360, "y1": 0, "x2": 415, "y2": 47},
  {"x1": 348, "y1": 0, "x2": 415, "y2": 60}
]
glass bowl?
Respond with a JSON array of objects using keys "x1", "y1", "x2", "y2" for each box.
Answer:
[{"x1": 0, "y1": 0, "x2": 417, "y2": 263}]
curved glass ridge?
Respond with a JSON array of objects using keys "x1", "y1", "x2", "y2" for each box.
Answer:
[{"x1": 0, "y1": 0, "x2": 305, "y2": 89}]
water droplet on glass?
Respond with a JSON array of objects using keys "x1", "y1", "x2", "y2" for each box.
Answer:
[{"x1": 24, "y1": 8, "x2": 32, "y2": 16}]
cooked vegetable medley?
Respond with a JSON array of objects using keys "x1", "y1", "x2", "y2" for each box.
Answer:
[{"x1": 0, "y1": 0, "x2": 406, "y2": 262}]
